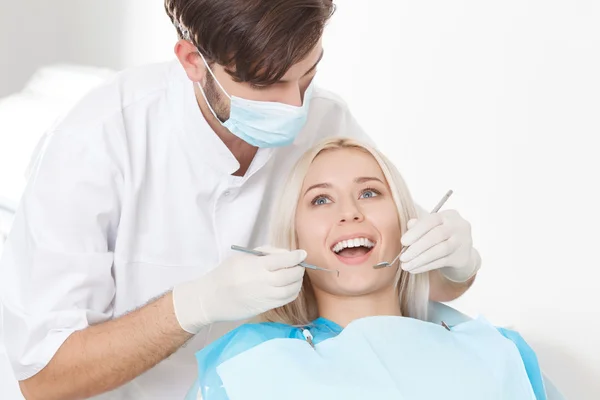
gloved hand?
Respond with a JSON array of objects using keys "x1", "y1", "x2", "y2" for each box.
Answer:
[
  {"x1": 172, "y1": 246, "x2": 307, "y2": 334},
  {"x1": 399, "y1": 209, "x2": 481, "y2": 282}
]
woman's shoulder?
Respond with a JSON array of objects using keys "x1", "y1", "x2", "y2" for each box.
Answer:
[
  {"x1": 495, "y1": 327, "x2": 547, "y2": 399},
  {"x1": 222, "y1": 321, "x2": 302, "y2": 348}
]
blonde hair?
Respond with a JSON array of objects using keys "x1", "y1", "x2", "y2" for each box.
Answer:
[{"x1": 261, "y1": 137, "x2": 429, "y2": 325}]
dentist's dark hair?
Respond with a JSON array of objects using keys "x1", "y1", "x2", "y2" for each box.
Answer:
[{"x1": 164, "y1": 0, "x2": 335, "y2": 85}]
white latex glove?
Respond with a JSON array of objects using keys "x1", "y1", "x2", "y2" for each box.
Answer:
[
  {"x1": 399, "y1": 209, "x2": 480, "y2": 282},
  {"x1": 172, "y1": 246, "x2": 307, "y2": 334}
]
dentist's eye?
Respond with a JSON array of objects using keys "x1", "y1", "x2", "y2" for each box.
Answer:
[
  {"x1": 311, "y1": 195, "x2": 332, "y2": 206},
  {"x1": 250, "y1": 84, "x2": 268, "y2": 91},
  {"x1": 248, "y1": 81, "x2": 270, "y2": 90},
  {"x1": 360, "y1": 188, "x2": 381, "y2": 199}
]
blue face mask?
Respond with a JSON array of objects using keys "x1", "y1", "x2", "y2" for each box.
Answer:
[{"x1": 196, "y1": 52, "x2": 314, "y2": 148}]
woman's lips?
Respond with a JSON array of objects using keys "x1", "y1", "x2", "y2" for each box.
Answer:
[{"x1": 333, "y1": 247, "x2": 375, "y2": 265}]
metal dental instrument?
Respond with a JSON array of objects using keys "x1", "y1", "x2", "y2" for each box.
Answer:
[
  {"x1": 231, "y1": 245, "x2": 340, "y2": 277},
  {"x1": 373, "y1": 190, "x2": 454, "y2": 269}
]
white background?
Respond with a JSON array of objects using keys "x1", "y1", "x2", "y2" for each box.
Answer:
[{"x1": 1, "y1": 1, "x2": 599, "y2": 399}]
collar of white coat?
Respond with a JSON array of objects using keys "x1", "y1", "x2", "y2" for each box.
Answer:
[{"x1": 166, "y1": 61, "x2": 312, "y2": 178}]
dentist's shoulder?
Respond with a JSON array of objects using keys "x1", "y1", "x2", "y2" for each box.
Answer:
[{"x1": 304, "y1": 85, "x2": 373, "y2": 145}]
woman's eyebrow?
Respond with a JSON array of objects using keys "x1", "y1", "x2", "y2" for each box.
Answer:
[
  {"x1": 354, "y1": 176, "x2": 384, "y2": 184},
  {"x1": 304, "y1": 182, "x2": 331, "y2": 196}
]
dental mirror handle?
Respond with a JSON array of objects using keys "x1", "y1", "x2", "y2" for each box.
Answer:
[
  {"x1": 430, "y1": 190, "x2": 453, "y2": 214},
  {"x1": 400, "y1": 189, "x2": 453, "y2": 256}
]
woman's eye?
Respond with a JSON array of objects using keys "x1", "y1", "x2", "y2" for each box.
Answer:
[
  {"x1": 360, "y1": 189, "x2": 380, "y2": 199},
  {"x1": 312, "y1": 196, "x2": 331, "y2": 206}
]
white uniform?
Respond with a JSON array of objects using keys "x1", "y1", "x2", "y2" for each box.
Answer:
[{"x1": 0, "y1": 60, "x2": 371, "y2": 399}]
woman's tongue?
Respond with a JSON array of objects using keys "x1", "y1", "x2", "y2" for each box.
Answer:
[{"x1": 337, "y1": 246, "x2": 370, "y2": 258}]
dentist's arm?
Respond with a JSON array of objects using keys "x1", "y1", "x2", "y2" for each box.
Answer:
[
  {"x1": 19, "y1": 248, "x2": 306, "y2": 400},
  {"x1": 19, "y1": 292, "x2": 191, "y2": 400}
]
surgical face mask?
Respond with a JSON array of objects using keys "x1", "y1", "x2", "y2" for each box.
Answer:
[{"x1": 196, "y1": 52, "x2": 314, "y2": 148}]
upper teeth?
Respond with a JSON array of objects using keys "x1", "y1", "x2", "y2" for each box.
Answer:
[{"x1": 332, "y1": 238, "x2": 375, "y2": 253}]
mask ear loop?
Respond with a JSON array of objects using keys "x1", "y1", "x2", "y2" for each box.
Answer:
[
  {"x1": 197, "y1": 52, "x2": 232, "y2": 100},
  {"x1": 195, "y1": 51, "x2": 233, "y2": 125}
]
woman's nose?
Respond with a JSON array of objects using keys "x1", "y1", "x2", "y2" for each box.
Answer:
[{"x1": 338, "y1": 203, "x2": 365, "y2": 224}]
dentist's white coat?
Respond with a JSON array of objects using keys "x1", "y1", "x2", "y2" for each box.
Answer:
[{"x1": 0, "y1": 60, "x2": 371, "y2": 399}]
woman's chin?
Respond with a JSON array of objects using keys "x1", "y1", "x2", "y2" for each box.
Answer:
[{"x1": 325, "y1": 272, "x2": 394, "y2": 297}]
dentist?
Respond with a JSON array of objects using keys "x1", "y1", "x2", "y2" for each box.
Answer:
[{"x1": 0, "y1": 1, "x2": 481, "y2": 399}]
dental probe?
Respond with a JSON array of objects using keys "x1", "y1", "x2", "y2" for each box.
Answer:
[{"x1": 231, "y1": 245, "x2": 340, "y2": 277}]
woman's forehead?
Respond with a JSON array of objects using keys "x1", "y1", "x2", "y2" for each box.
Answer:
[{"x1": 304, "y1": 149, "x2": 384, "y2": 184}]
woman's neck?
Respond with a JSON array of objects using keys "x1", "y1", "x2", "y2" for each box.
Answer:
[{"x1": 313, "y1": 286, "x2": 402, "y2": 328}]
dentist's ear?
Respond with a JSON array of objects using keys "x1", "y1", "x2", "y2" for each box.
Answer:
[{"x1": 175, "y1": 39, "x2": 206, "y2": 83}]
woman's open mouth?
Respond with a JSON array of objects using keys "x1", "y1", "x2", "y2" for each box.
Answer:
[{"x1": 331, "y1": 237, "x2": 376, "y2": 265}]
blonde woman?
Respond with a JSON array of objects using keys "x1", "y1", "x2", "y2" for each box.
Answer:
[{"x1": 187, "y1": 138, "x2": 547, "y2": 400}]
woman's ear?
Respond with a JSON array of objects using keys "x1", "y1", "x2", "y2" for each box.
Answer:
[{"x1": 174, "y1": 39, "x2": 206, "y2": 83}]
